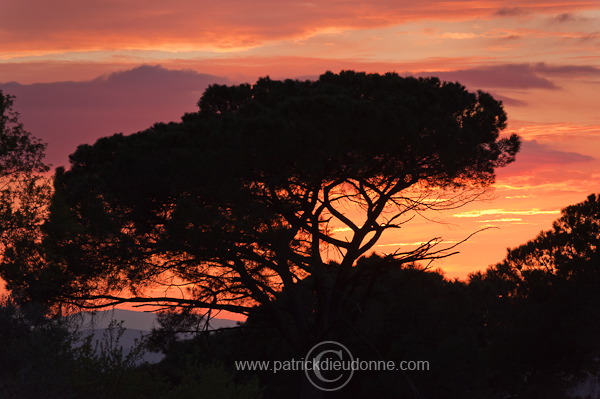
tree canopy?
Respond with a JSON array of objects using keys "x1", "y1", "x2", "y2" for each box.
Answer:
[{"x1": 7, "y1": 71, "x2": 520, "y2": 351}]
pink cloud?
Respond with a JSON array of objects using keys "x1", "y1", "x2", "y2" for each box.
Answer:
[
  {"x1": 2, "y1": 0, "x2": 599, "y2": 54},
  {"x1": 497, "y1": 140, "x2": 595, "y2": 177}
]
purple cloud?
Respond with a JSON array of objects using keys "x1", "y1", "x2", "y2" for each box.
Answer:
[
  {"x1": 494, "y1": 6, "x2": 528, "y2": 16},
  {"x1": 1, "y1": 65, "x2": 229, "y2": 167},
  {"x1": 420, "y1": 64, "x2": 558, "y2": 89},
  {"x1": 418, "y1": 63, "x2": 600, "y2": 92},
  {"x1": 489, "y1": 93, "x2": 527, "y2": 107},
  {"x1": 532, "y1": 63, "x2": 600, "y2": 76}
]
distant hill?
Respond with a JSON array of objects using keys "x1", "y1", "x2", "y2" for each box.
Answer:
[
  {"x1": 67, "y1": 309, "x2": 240, "y2": 363},
  {"x1": 68, "y1": 308, "x2": 239, "y2": 331}
]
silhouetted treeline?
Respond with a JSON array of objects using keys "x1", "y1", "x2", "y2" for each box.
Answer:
[{"x1": 4, "y1": 194, "x2": 600, "y2": 399}]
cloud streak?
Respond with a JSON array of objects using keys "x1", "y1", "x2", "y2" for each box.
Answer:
[
  {"x1": 453, "y1": 209, "x2": 560, "y2": 218},
  {"x1": 475, "y1": 218, "x2": 523, "y2": 222}
]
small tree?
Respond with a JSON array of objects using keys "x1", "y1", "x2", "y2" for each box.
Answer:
[
  {"x1": 472, "y1": 194, "x2": 600, "y2": 396},
  {"x1": 490, "y1": 193, "x2": 600, "y2": 284},
  {"x1": 0, "y1": 91, "x2": 50, "y2": 298},
  {"x1": 9, "y1": 71, "x2": 520, "y2": 352}
]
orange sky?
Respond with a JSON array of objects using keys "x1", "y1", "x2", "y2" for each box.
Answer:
[{"x1": 2, "y1": 0, "x2": 600, "y2": 279}]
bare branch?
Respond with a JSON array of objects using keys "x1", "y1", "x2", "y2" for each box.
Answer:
[{"x1": 65, "y1": 294, "x2": 255, "y2": 315}]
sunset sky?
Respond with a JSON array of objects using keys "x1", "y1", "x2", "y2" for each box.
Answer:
[{"x1": 2, "y1": 0, "x2": 599, "y2": 279}]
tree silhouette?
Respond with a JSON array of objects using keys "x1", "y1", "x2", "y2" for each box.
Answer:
[
  {"x1": 471, "y1": 193, "x2": 600, "y2": 397},
  {"x1": 491, "y1": 193, "x2": 600, "y2": 283},
  {"x1": 9, "y1": 71, "x2": 520, "y2": 353},
  {"x1": 0, "y1": 91, "x2": 50, "y2": 298}
]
